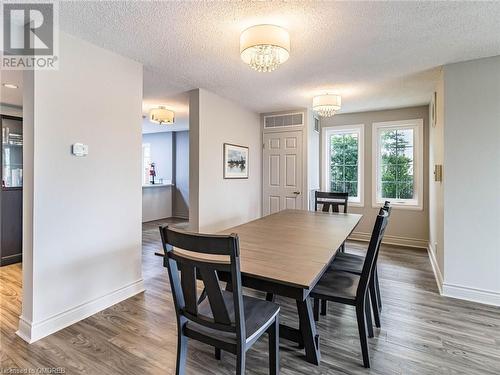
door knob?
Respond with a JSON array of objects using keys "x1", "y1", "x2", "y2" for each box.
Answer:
[{"x1": 293, "y1": 191, "x2": 301, "y2": 195}]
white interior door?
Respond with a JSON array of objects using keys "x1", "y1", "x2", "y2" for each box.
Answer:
[{"x1": 263, "y1": 131, "x2": 303, "y2": 215}]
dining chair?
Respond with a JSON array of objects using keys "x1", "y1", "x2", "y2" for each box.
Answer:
[
  {"x1": 325, "y1": 202, "x2": 392, "y2": 327},
  {"x1": 311, "y1": 208, "x2": 389, "y2": 368},
  {"x1": 314, "y1": 191, "x2": 349, "y2": 214},
  {"x1": 159, "y1": 225, "x2": 280, "y2": 375},
  {"x1": 314, "y1": 191, "x2": 349, "y2": 254}
]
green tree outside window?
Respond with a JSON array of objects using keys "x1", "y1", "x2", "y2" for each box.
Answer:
[
  {"x1": 329, "y1": 133, "x2": 359, "y2": 197},
  {"x1": 379, "y1": 129, "x2": 414, "y2": 199}
]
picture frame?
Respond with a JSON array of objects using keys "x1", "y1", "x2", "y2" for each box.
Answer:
[{"x1": 223, "y1": 143, "x2": 249, "y2": 179}]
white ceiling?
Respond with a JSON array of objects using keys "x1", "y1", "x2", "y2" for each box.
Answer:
[{"x1": 6, "y1": 2, "x2": 500, "y2": 124}]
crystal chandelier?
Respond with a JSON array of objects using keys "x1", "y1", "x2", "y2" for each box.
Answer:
[
  {"x1": 240, "y1": 25, "x2": 290, "y2": 72},
  {"x1": 313, "y1": 94, "x2": 342, "y2": 117}
]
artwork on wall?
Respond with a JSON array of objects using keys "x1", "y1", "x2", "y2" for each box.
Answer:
[
  {"x1": 431, "y1": 91, "x2": 437, "y2": 128},
  {"x1": 223, "y1": 143, "x2": 249, "y2": 179}
]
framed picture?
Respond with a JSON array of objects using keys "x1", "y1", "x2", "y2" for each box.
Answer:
[
  {"x1": 223, "y1": 143, "x2": 249, "y2": 179},
  {"x1": 431, "y1": 91, "x2": 437, "y2": 128}
]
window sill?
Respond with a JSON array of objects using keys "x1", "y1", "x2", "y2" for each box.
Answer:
[{"x1": 373, "y1": 201, "x2": 422, "y2": 211}]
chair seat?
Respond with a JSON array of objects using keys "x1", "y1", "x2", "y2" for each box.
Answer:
[
  {"x1": 185, "y1": 290, "x2": 280, "y2": 345},
  {"x1": 330, "y1": 252, "x2": 364, "y2": 274},
  {"x1": 311, "y1": 270, "x2": 361, "y2": 305}
]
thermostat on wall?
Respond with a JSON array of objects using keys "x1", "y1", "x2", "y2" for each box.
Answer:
[{"x1": 72, "y1": 143, "x2": 89, "y2": 157}]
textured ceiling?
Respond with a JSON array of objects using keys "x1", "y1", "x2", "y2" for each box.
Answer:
[{"x1": 27, "y1": 2, "x2": 500, "y2": 118}]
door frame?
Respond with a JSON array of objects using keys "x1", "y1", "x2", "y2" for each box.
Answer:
[{"x1": 261, "y1": 110, "x2": 309, "y2": 213}]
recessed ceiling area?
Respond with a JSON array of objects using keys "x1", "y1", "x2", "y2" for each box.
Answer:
[
  {"x1": 57, "y1": 2, "x2": 500, "y2": 115},
  {"x1": 0, "y1": 70, "x2": 23, "y2": 107},
  {"x1": 142, "y1": 92, "x2": 189, "y2": 134}
]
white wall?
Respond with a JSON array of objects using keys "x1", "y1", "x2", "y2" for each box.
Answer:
[
  {"x1": 173, "y1": 130, "x2": 189, "y2": 219},
  {"x1": 189, "y1": 89, "x2": 261, "y2": 233},
  {"x1": 19, "y1": 32, "x2": 144, "y2": 342},
  {"x1": 442, "y1": 56, "x2": 500, "y2": 305},
  {"x1": 428, "y1": 70, "x2": 445, "y2": 289}
]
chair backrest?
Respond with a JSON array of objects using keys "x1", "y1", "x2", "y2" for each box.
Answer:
[
  {"x1": 159, "y1": 225, "x2": 245, "y2": 340},
  {"x1": 356, "y1": 208, "x2": 389, "y2": 300},
  {"x1": 314, "y1": 191, "x2": 349, "y2": 213}
]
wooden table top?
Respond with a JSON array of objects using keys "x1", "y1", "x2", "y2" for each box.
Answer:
[{"x1": 216, "y1": 209, "x2": 362, "y2": 290}]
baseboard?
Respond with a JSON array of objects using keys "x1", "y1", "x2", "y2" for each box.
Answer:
[
  {"x1": 17, "y1": 279, "x2": 145, "y2": 343},
  {"x1": 442, "y1": 283, "x2": 500, "y2": 307},
  {"x1": 349, "y1": 231, "x2": 428, "y2": 249},
  {"x1": 426, "y1": 242, "x2": 443, "y2": 294},
  {"x1": 172, "y1": 213, "x2": 189, "y2": 220}
]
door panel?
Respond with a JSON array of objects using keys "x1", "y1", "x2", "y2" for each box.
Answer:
[{"x1": 263, "y1": 131, "x2": 303, "y2": 216}]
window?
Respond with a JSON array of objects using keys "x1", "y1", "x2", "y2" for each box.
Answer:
[
  {"x1": 373, "y1": 119, "x2": 423, "y2": 209},
  {"x1": 142, "y1": 143, "x2": 151, "y2": 185},
  {"x1": 323, "y1": 124, "x2": 364, "y2": 205}
]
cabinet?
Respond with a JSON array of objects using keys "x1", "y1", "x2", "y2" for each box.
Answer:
[{"x1": 1, "y1": 115, "x2": 23, "y2": 266}]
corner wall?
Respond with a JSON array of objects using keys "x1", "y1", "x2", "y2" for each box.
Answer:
[
  {"x1": 442, "y1": 56, "x2": 500, "y2": 305},
  {"x1": 19, "y1": 32, "x2": 144, "y2": 342},
  {"x1": 189, "y1": 89, "x2": 261, "y2": 233}
]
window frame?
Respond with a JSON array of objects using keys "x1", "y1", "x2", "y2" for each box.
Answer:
[
  {"x1": 322, "y1": 124, "x2": 365, "y2": 207},
  {"x1": 372, "y1": 119, "x2": 424, "y2": 210}
]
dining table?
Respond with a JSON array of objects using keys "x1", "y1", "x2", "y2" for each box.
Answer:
[{"x1": 159, "y1": 209, "x2": 362, "y2": 365}]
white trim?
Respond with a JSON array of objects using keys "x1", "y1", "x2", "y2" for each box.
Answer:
[
  {"x1": 322, "y1": 124, "x2": 364, "y2": 206},
  {"x1": 427, "y1": 242, "x2": 443, "y2": 294},
  {"x1": 372, "y1": 119, "x2": 424, "y2": 210},
  {"x1": 17, "y1": 279, "x2": 145, "y2": 343},
  {"x1": 348, "y1": 231, "x2": 427, "y2": 249},
  {"x1": 443, "y1": 283, "x2": 500, "y2": 307}
]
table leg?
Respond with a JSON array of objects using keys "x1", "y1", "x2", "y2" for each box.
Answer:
[{"x1": 296, "y1": 298, "x2": 321, "y2": 365}]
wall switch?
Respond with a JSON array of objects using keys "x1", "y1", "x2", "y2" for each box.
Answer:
[{"x1": 72, "y1": 143, "x2": 89, "y2": 157}]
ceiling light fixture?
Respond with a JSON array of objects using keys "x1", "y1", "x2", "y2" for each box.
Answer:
[
  {"x1": 240, "y1": 24, "x2": 290, "y2": 72},
  {"x1": 313, "y1": 94, "x2": 342, "y2": 117},
  {"x1": 2, "y1": 83, "x2": 18, "y2": 89},
  {"x1": 149, "y1": 106, "x2": 175, "y2": 125}
]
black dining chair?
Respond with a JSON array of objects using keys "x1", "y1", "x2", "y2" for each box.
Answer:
[
  {"x1": 314, "y1": 191, "x2": 349, "y2": 214},
  {"x1": 311, "y1": 208, "x2": 389, "y2": 368},
  {"x1": 314, "y1": 191, "x2": 349, "y2": 253},
  {"x1": 159, "y1": 225, "x2": 280, "y2": 375},
  {"x1": 325, "y1": 202, "x2": 392, "y2": 327}
]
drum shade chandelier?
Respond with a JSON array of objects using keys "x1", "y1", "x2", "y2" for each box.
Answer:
[
  {"x1": 240, "y1": 24, "x2": 290, "y2": 72},
  {"x1": 149, "y1": 106, "x2": 175, "y2": 125},
  {"x1": 313, "y1": 94, "x2": 342, "y2": 117}
]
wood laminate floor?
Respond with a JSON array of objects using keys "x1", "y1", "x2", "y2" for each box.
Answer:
[{"x1": 1, "y1": 218, "x2": 500, "y2": 374}]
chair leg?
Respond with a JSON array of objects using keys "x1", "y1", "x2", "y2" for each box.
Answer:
[
  {"x1": 369, "y1": 280, "x2": 381, "y2": 328},
  {"x1": 355, "y1": 304, "x2": 370, "y2": 368},
  {"x1": 236, "y1": 348, "x2": 246, "y2": 375},
  {"x1": 365, "y1": 294, "x2": 374, "y2": 338},
  {"x1": 320, "y1": 299, "x2": 327, "y2": 316},
  {"x1": 214, "y1": 347, "x2": 221, "y2": 360},
  {"x1": 375, "y1": 268, "x2": 382, "y2": 311},
  {"x1": 176, "y1": 331, "x2": 188, "y2": 375},
  {"x1": 313, "y1": 298, "x2": 320, "y2": 322},
  {"x1": 268, "y1": 316, "x2": 279, "y2": 375}
]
